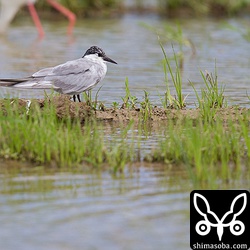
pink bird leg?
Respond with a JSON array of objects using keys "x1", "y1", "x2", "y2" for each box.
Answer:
[
  {"x1": 46, "y1": 0, "x2": 76, "y2": 35},
  {"x1": 27, "y1": 2, "x2": 45, "y2": 38}
]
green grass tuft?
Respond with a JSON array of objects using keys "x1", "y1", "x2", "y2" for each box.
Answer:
[
  {"x1": 159, "y1": 41, "x2": 187, "y2": 109},
  {"x1": 0, "y1": 98, "x2": 136, "y2": 171}
]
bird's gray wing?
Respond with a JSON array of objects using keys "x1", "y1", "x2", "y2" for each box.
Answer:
[
  {"x1": 32, "y1": 67, "x2": 54, "y2": 77},
  {"x1": 50, "y1": 59, "x2": 88, "y2": 76},
  {"x1": 44, "y1": 58, "x2": 105, "y2": 95},
  {"x1": 0, "y1": 66, "x2": 54, "y2": 88},
  {"x1": 0, "y1": 58, "x2": 105, "y2": 94},
  {"x1": 0, "y1": 66, "x2": 53, "y2": 87},
  {"x1": 0, "y1": 59, "x2": 91, "y2": 90}
]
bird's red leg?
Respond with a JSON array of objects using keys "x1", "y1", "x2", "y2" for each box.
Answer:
[
  {"x1": 27, "y1": 2, "x2": 45, "y2": 38},
  {"x1": 46, "y1": 0, "x2": 76, "y2": 35}
]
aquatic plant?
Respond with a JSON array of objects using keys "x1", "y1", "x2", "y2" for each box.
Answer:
[
  {"x1": 121, "y1": 77, "x2": 138, "y2": 109},
  {"x1": 160, "y1": 41, "x2": 187, "y2": 109},
  {"x1": 82, "y1": 86, "x2": 104, "y2": 110},
  {"x1": 146, "y1": 114, "x2": 249, "y2": 183},
  {"x1": 107, "y1": 120, "x2": 136, "y2": 173},
  {"x1": 200, "y1": 69, "x2": 226, "y2": 108},
  {"x1": 140, "y1": 90, "x2": 152, "y2": 121},
  {"x1": 190, "y1": 64, "x2": 226, "y2": 122},
  {"x1": 111, "y1": 101, "x2": 119, "y2": 110},
  {"x1": 0, "y1": 98, "x2": 135, "y2": 171},
  {"x1": 1, "y1": 93, "x2": 250, "y2": 185}
]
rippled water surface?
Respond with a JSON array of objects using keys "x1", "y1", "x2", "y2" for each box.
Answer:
[
  {"x1": 0, "y1": 13, "x2": 250, "y2": 250},
  {"x1": 0, "y1": 14, "x2": 250, "y2": 107},
  {"x1": 0, "y1": 165, "x2": 190, "y2": 250}
]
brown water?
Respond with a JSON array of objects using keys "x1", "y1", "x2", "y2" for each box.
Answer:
[{"x1": 0, "y1": 14, "x2": 250, "y2": 250}]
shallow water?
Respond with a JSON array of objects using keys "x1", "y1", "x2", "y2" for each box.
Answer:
[
  {"x1": 0, "y1": 14, "x2": 250, "y2": 107},
  {"x1": 0, "y1": 163, "x2": 248, "y2": 250},
  {"x1": 0, "y1": 165, "x2": 190, "y2": 250},
  {"x1": 0, "y1": 13, "x2": 250, "y2": 250}
]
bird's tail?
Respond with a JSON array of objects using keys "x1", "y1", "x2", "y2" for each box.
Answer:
[{"x1": 0, "y1": 78, "x2": 30, "y2": 87}]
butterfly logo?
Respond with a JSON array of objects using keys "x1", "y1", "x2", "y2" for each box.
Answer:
[{"x1": 193, "y1": 193, "x2": 247, "y2": 241}]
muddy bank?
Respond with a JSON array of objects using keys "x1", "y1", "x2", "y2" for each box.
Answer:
[{"x1": 0, "y1": 96, "x2": 249, "y2": 123}]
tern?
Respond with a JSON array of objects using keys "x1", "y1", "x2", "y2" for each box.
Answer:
[{"x1": 0, "y1": 46, "x2": 117, "y2": 102}]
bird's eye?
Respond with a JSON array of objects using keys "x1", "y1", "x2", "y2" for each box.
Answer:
[{"x1": 98, "y1": 53, "x2": 102, "y2": 57}]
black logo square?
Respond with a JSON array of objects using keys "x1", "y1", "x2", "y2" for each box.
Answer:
[{"x1": 190, "y1": 190, "x2": 250, "y2": 250}]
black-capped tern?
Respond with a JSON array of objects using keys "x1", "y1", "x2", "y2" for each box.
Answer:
[{"x1": 0, "y1": 46, "x2": 117, "y2": 102}]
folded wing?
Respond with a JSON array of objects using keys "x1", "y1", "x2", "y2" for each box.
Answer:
[{"x1": 0, "y1": 58, "x2": 106, "y2": 95}]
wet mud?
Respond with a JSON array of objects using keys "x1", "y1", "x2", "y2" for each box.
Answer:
[{"x1": 0, "y1": 95, "x2": 249, "y2": 123}]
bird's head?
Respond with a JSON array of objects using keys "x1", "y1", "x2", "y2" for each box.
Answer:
[{"x1": 83, "y1": 46, "x2": 117, "y2": 64}]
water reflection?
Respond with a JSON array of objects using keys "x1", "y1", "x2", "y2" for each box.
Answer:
[
  {"x1": 0, "y1": 162, "x2": 248, "y2": 249},
  {"x1": 0, "y1": 165, "x2": 190, "y2": 250},
  {"x1": 0, "y1": 15, "x2": 250, "y2": 107}
]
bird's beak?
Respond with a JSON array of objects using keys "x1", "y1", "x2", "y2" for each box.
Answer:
[{"x1": 103, "y1": 55, "x2": 117, "y2": 64}]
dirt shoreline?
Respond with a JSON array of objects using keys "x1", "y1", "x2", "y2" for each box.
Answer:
[{"x1": 1, "y1": 96, "x2": 249, "y2": 123}]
